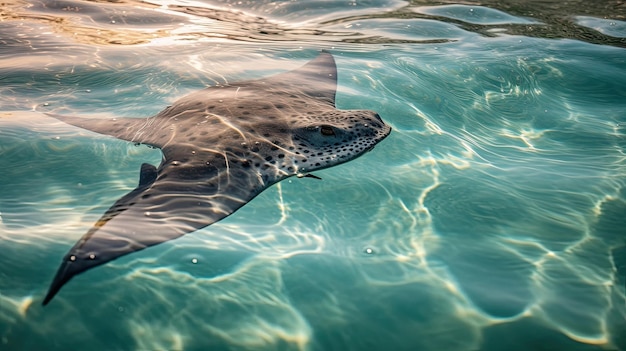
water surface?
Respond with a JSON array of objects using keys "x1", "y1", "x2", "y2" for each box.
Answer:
[{"x1": 1, "y1": 0, "x2": 625, "y2": 350}]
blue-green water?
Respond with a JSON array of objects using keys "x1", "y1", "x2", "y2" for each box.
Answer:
[{"x1": 1, "y1": 1, "x2": 625, "y2": 350}]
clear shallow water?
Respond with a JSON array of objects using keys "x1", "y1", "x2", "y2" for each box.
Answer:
[{"x1": 1, "y1": 0, "x2": 625, "y2": 350}]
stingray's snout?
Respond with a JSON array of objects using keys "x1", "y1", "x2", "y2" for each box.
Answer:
[{"x1": 363, "y1": 111, "x2": 391, "y2": 138}]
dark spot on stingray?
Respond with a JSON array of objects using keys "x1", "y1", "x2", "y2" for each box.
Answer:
[
  {"x1": 315, "y1": 163, "x2": 321, "y2": 166},
  {"x1": 265, "y1": 156, "x2": 273, "y2": 161},
  {"x1": 251, "y1": 146, "x2": 260, "y2": 152},
  {"x1": 270, "y1": 145, "x2": 278, "y2": 151},
  {"x1": 263, "y1": 133, "x2": 271, "y2": 137},
  {"x1": 278, "y1": 154, "x2": 285, "y2": 159},
  {"x1": 141, "y1": 194, "x2": 152, "y2": 199}
]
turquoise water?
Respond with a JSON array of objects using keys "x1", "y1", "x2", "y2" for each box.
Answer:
[{"x1": 1, "y1": 0, "x2": 625, "y2": 350}]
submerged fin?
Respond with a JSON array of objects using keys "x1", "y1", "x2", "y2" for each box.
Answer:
[
  {"x1": 45, "y1": 52, "x2": 338, "y2": 146},
  {"x1": 46, "y1": 113, "x2": 162, "y2": 147},
  {"x1": 261, "y1": 51, "x2": 337, "y2": 106},
  {"x1": 138, "y1": 163, "x2": 158, "y2": 186},
  {"x1": 298, "y1": 173, "x2": 323, "y2": 180},
  {"x1": 42, "y1": 154, "x2": 265, "y2": 305}
]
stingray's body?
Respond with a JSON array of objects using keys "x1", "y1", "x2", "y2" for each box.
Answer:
[{"x1": 42, "y1": 52, "x2": 391, "y2": 305}]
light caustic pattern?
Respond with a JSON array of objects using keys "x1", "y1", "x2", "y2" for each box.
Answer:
[{"x1": 1, "y1": 1, "x2": 626, "y2": 350}]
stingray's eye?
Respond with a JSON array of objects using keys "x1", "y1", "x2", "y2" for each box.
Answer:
[{"x1": 320, "y1": 125, "x2": 335, "y2": 136}]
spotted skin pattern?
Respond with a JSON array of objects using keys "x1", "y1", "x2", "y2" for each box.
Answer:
[{"x1": 42, "y1": 52, "x2": 391, "y2": 305}]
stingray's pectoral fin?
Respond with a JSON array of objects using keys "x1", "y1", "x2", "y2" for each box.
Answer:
[
  {"x1": 42, "y1": 163, "x2": 157, "y2": 305},
  {"x1": 42, "y1": 232, "x2": 146, "y2": 305},
  {"x1": 45, "y1": 113, "x2": 161, "y2": 147},
  {"x1": 264, "y1": 51, "x2": 338, "y2": 106},
  {"x1": 42, "y1": 159, "x2": 263, "y2": 305}
]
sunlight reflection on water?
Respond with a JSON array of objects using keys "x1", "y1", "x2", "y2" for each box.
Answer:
[{"x1": 1, "y1": 0, "x2": 626, "y2": 350}]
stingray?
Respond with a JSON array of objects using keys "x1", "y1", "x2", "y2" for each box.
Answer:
[{"x1": 42, "y1": 51, "x2": 391, "y2": 305}]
